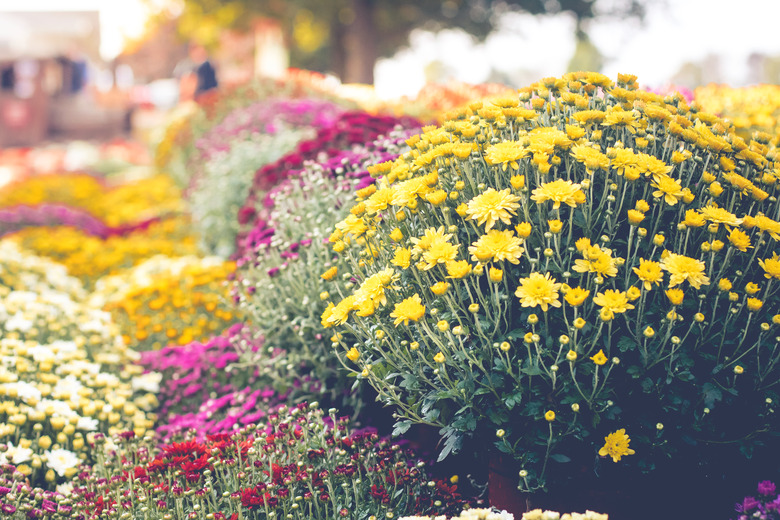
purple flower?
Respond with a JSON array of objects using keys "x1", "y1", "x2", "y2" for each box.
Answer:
[
  {"x1": 736, "y1": 496, "x2": 759, "y2": 513},
  {"x1": 759, "y1": 480, "x2": 777, "y2": 496},
  {"x1": 0, "y1": 503, "x2": 15, "y2": 514}
]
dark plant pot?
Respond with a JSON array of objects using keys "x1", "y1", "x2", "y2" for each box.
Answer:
[{"x1": 488, "y1": 452, "x2": 534, "y2": 515}]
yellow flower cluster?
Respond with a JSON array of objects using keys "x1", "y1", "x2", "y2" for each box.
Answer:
[
  {"x1": 100, "y1": 255, "x2": 239, "y2": 350},
  {"x1": 0, "y1": 173, "x2": 184, "y2": 226},
  {"x1": 323, "y1": 72, "x2": 780, "y2": 488},
  {"x1": 695, "y1": 84, "x2": 780, "y2": 145},
  {"x1": 11, "y1": 217, "x2": 197, "y2": 288},
  {"x1": 0, "y1": 174, "x2": 105, "y2": 211}
]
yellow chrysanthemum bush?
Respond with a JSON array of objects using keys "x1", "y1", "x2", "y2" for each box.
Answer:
[
  {"x1": 0, "y1": 173, "x2": 184, "y2": 227},
  {"x1": 0, "y1": 244, "x2": 157, "y2": 487},
  {"x1": 324, "y1": 72, "x2": 780, "y2": 492},
  {"x1": 695, "y1": 84, "x2": 780, "y2": 145},
  {"x1": 11, "y1": 217, "x2": 197, "y2": 288},
  {"x1": 98, "y1": 255, "x2": 239, "y2": 351}
]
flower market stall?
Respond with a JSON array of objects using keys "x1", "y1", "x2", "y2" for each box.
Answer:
[{"x1": 0, "y1": 72, "x2": 779, "y2": 520}]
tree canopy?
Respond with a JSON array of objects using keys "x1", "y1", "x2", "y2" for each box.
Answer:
[{"x1": 168, "y1": 0, "x2": 648, "y2": 83}]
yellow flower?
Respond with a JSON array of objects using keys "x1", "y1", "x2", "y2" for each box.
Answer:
[
  {"x1": 734, "y1": 365, "x2": 744, "y2": 375},
  {"x1": 573, "y1": 245, "x2": 619, "y2": 278},
  {"x1": 484, "y1": 141, "x2": 528, "y2": 170},
  {"x1": 446, "y1": 260, "x2": 472, "y2": 279},
  {"x1": 515, "y1": 222, "x2": 532, "y2": 238},
  {"x1": 660, "y1": 253, "x2": 710, "y2": 289},
  {"x1": 759, "y1": 253, "x2": 780, "y2": 279},
  {"x1": 651, "y1": 175, "x2": 684, "y2": 205},
  {"x1": 590, "y1": 349, "x2": 608, "y2": 365},
  {"x1": 389, "y1": 228, "x2": 404, "y2": 242},
  {"x1": 544, "y1": 410, "x2": 556, "y2": 422},
  {"x1": 563, "y1": 286, "x2": 590, "y2": 307},
  {"x1": 745, "y1": 283, "x2": 760, "y2": 295},
  {"x1": 489, "y1": 267, "x2": 503, "y2": 282},
  {"x1": 425, "y1": 190, "x2": 448, "y2": 206},
  {"x1": 469, "y1": 230, "x2": 524, "y2": 264},
  {"x1": 627, "y1": 209, "x2": 645, "y2": 225},
  {"x1": 750, "y1": 214, "x2": 780, "y2": 241},
  {"x1": 699, "y1": 204, "x2": 742, "y2": 228},
  {"x1": 326, "y1": 296, "x2": 356, "y2": 326},
  {"x1": 392, "y1": 248, "x2": 411, "y2": 269},
  {"x1": 593, "y1": 290, "x2": 635, "y2": 317},
  {"x1": 644, "y1": 326, "x2": 655, "y2": 338},
  {"x1": 531, "y1": 179, "x2": 586, "y2": 209},
  {"x1": 510, "y1": 175, "x2": 525, "y2": 190},
  {"x1": 411, "y1": 226, "x2": 452, "y2": 255},
  {"x1": 390, "y1": 294, "x2": 426, "y2": 326},
  {"x1": 548, "y1": 219, "x2": 563, "y2": 234},
  {"x1": 635, "y1": 199, "x2": 650, "y2": 213},
  {"x1": 465, "y1": 188, "x2": 521, "y2": 231},
  {"x1": 747, "y1": 298, "x2": 763, "y2": 312},
  {"x1": 718, "y1": 278, "x2": 733, "y2": 292},
  {"x1": 346, "y1": 348, "x2": 360, "y2": 362},
  {"x1": 599, "y1": 429, "x2": 636, "y2": 462},
  {"x1": 683, "y1": 209, "x2": 705, "y2": 227},
  {"x1": 437, "y1": 320, "x2": 449, "y2": 332},
  {"x1": 433, "y1": 352, "x2": 446, "y2": 363},
  {"x1": 514, "y1": 272, "x2": 562, "y2": 312},
  {"x1": 665, "y1": 288, "x2": 684, "y2": 306},
  {"x1": 571, "y1": 144, "x2": 609, "y2": 172},
  {"x1": 602, "y1": 106, "x2": 641, "y2": 133},
  {"x1": 633, "y1": 258, "x2": 663, "y2": 291},
  {"x1": 430, "y1": 282, "x2": 450, "y2": 295},
  {"x1": 626, "y1": 286, "x2": 641, "y2": 301},
  {"x1": 421, "y1": 237, "x2": 459, "y2": 270},
  {"x1": 336, "y1": 214, "x2": 368, "y2": 238},
  {"x1": 566, "y1": 350, "x2": 578, "y2": 362},
  {"x1": 573, "y1": 317, "x2": 586, "y2": 329}
]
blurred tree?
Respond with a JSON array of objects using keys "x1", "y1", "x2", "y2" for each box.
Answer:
[{"x1": 168, "y1": 0, "x2": 648, "y2": 84}]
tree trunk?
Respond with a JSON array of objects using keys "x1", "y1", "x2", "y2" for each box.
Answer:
[{"x1": 342, "y1": 0, "x2": 377, "y2": 84}]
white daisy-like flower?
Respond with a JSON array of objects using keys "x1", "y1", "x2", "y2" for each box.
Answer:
[
  {"x1": 45, "y1": 448, "x2": 79, "y2": 477},
  {"x1": 131, "y1": 372, "x2": 162, "y2": 393},
  {"x1": 4, "y1": 443, "x2": 33, "y2": 465},
  {"x1": 76, "y1": 416, "x2": 99, "y2": 431},
  {"x1": 6, "y1": 381, "x2": 41, "y2": 404}
]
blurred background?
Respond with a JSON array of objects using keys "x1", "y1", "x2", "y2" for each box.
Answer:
[{"x1": 1, "y1": 0, "x2": 779, "y2": 148}]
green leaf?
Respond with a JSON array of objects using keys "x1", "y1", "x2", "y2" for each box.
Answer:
[
  {"x1": 549, "y1": 454, "x2": 571, "y2": 463},
  {"x1": 702, "y1": 382, "x2": 723, "y2": 409},
  {"x1": 392, "y1": 420, "x2": 412, "y2": 437}
]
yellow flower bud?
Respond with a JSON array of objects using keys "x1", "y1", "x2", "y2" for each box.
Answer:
[
  {"x1": 544, "y1": 410, "x2": 556, "y2": 422},
  {"x1": 644, "y1": 326, "x2": 655, "y2": 338},
  {"x1": 566, "y1": 350, "x2": 578, "y2": 362},
  {"x1": 653, "y1": 234, "x2": 665, "y2": 246},
  {"x1": 573, "y1": 317, "x2": 586, "y2": 329},
  {"x1": 437, "y1": 320, "x2": 449, "y2": 332}
]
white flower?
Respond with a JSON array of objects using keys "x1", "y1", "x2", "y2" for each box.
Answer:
[
  {"x1": 6, "y1": 381, "x2": 41, "y2": 404},
  {"x1": 50, "y1": 340, "x2": 78, "y2": 354},
  {"x1": 76, "y1": 416, "x2": 99, "y2": 431},
  {"x1": 3, "y1": 443, "x2": 33, "y2": 465},
  {"x1": 37, "y1": 399, "x2": 78, "y2": 418},
  {"x1": 56, "y1": 482, "x2": 74, "y2": 496},
  {"x1": 95, "y1": 373, "x2": 119, "y2": 388},
  {"x1": 45, "y1": 448, "x2": 79, "y2": 477},
  {"x1": 53, "y1": 376, "x2": 84, "y2": 402},
  {"x1": 5, "y1": 312, "x2": 33, "y2": 332},
  {"x1": 131, "y1": 372, "x2": 162, "y2": 393}
]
